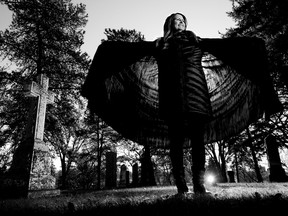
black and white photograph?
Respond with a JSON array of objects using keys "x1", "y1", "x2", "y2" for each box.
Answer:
[{"x1": 0, "y1": 0, "x2": 288, "y2": 215}]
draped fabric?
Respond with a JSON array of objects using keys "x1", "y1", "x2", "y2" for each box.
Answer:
[
  {"x1": 157, "y1": 31, "x2": 212, "y2": 122},
  {"x1": 81, "y1": 37, "x2": 282, "y2": 148}
]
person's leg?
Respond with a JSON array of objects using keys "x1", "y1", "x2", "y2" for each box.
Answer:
[
  {"x1": 190, "y1": 121, "x2": 207, "y2": 194},
  {"x1": 191, "y1": 139, "x2": 206, "y2": 193},
  {"x1": 169, "y1": 122, "x2": 188, "y2": 194}
]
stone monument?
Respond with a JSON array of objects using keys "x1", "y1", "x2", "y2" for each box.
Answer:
[
  {"x1": 132, "y1": 163, "x2": 139, "y2": 187},
  {"x1": 227, "y1": 170, "x2": 235, "y2": 183},
  {"x1": 126, "y1": 170, "x2": 130, "y2": 187},
  {"x1": 119, "y1": 164, "x2": 127, "y2": 188},
  {"x1": 6, "y1": 74, "x2": 58, "y2": 198},
  {"x1": 105, "y1": 151, "x2": 117, "y2": 189}
]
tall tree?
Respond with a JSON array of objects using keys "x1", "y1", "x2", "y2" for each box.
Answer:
[
  {"x1": 245, "y1": 128, "x2": 263, "y2": 182},
  {"x1": 226, "y1": 0, "x2": 288, "y2": 177},
  {"x1": 206, "y1": 140, "x2": 230, "y2": 183},
  {"x1": 102, "y1": 28, "x2": 145, "y2": 43},
  {"x1": 0, "y1": 0, "x2": 90, "y2": 183},
  {"x1": 226, "y1": 0, "x2": 288, "y2": 89},
  {"x1": 83, "y1": 113, "x2": 120, "y2": 189}
]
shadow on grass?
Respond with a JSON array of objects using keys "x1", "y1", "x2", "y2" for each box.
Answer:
[{"x1": 1, "y1": 184, "x2": 288, "y2": 216}]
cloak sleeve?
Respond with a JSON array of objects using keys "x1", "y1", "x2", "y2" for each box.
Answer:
[{"x1": 81, "y1": 37, "x2": 282, "y2": 148}]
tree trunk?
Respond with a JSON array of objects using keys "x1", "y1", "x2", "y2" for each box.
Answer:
[
  {"x1": 246, "y1": 128, "x2": 263, "y2": 182},
  {"x1": 61, "y1": 157, "x2": 67, "y2": 189},
  {"x1": 96, "y1": 117, "x2": 101, "y2": 189},
  {"x1": 234, "y1": 151, "x2": 240, "y2": 182},
  {"x1": 36, "y1": 23, "x2": 43, "y2": 75},
  {"x1": 219, "y1": 143, "x2": 228, "y2": 182}
]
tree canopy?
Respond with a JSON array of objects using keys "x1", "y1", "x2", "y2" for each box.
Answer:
[
  {"x1": 0, "y1": 0, "x2": 90, "y2": 180},
  {"x1": 226, "y1": 0, "x2": 288, "y2": 88}
]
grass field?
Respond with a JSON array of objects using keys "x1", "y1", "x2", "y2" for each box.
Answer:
[{"x1": 1, "y1": 183, "x2": 288, "y2": 216}]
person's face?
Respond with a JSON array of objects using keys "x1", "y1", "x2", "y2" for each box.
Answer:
[{"x1": 173, "y1": 14, "x2": 186, "y2": 32}]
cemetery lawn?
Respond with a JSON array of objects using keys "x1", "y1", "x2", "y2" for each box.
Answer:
[{"x1": 1, "y1": 183, "x2": 288, "y2": 216}]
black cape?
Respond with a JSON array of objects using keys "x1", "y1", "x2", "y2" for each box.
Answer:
[{"x1": 81, "y1": 37, "x2": 282, "y2": 148}]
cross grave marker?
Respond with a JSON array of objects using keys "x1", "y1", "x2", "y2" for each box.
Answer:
[
  {"x1": 6, "y1": 74, "x2": 58, "y2": 198},
  {"x1": 25, "y1": 74, "x2": 58, "y2": 198},
  {"x1": 25, "y1": 73, "x2": 55, "y2": 145}
]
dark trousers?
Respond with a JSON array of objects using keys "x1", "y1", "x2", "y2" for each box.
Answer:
[{"x1": 168, "y1": 117, "x2": 206, "y2": 193}]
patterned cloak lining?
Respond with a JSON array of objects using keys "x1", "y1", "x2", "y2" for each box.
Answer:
[{"x1": 81, "y1": 37, "x2": 282, "y2": 148}]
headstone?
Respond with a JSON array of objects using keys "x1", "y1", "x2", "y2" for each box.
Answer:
[
  {"x1": 132, "y1": 163, "x2": 139, "y2": 187},
  {"x1": 227, "y1": 171, "x2": 235, "y2": 183},
  {"x1": 126, "y1": 170, "x2": 130, "y2": 187},
  {"x1": 265, "y1": 135, "x2": 288, "y2": 182},
  {"x1": 139, "y1": 146, "x2": 156, "y2": 186},
  {"x1": 105, "y1": 151, "x2": 117, "y2": 189},
  {"x1": 119, "y1": 164, "x2": 127, "y2": 188},
  {"x1": 6, "y1": 74, "x2": 58, "y2": 198}
]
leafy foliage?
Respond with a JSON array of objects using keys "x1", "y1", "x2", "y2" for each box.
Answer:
[
  {"x1": 226, "y1": 0, "x2": 288, "y2": 88},
  {"x1": 102, "y1": 28, "x2": 145, "y2": 43},
  {"x1": 0, "y1": 0, "x2": 91, "y2": 189},
  {"x1": 219, "y1": 0, "x2": 288, "y2": 182}
]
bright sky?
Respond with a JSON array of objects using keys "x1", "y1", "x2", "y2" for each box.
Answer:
[{"x1": 0, "y1": 0, "x2": 236, "y2": 58}]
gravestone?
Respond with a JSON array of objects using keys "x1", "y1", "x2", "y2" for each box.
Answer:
[
  {"x1": 105, "y1": 151, "x2": 117, "y2": 189},
  {"x1": 132, "y1": 163, "x2": 139, "y2": 187},
  {"x1": 126, "y1": 170, "x2": 130, "y2": 187},
  {"x1": 119, "y1": 164, "x2": 127, "y2": 188},
  {"x1": 140, "y1": 147, "x2": 156, "y2": 186},
  {"x1": 6, "y1": 74, "x2": 58, "y2": 198},
  {"x1": 227, "y1": 171, "x2": 235, "y2": 183},
  {"x1": 265, "y1": 135, "x2": 288, "y2": 182}
]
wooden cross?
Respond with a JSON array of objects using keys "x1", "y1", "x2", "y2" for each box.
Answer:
[{"x1": 25, "y1": 73, "x2": 55, "y2": 143}]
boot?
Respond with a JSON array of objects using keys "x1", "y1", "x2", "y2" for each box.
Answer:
[
  {"x1": 190, "y1": 125, "x2": 208, "y2": 194},
  {"x1": 169, "y1": 138, "x2": 188, "y2": 194},
  {"x1": 192, "y1": 168, "x2": 206, "y2": 194},
  {"x1": 172, "y1": 168, "x2": 189, "y2": 194}
]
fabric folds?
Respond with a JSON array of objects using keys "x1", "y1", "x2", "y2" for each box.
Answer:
[{"x1": 81, "y1": 37, "x2": 282, "y2": 148}]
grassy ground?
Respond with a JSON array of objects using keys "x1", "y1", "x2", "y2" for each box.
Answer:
[{"x1": 1, "y1": 183, "x2": 288, "y2": 216}]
